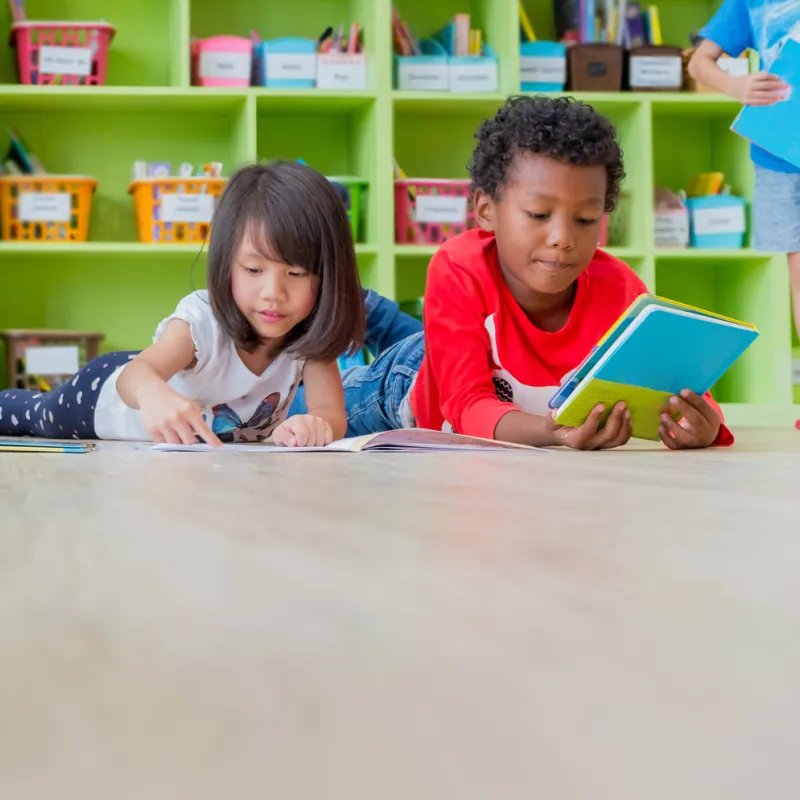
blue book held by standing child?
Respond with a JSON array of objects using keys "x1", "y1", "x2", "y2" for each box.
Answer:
[{"x1": 731, "y1": 36, "x2": 800, "y2": 170}]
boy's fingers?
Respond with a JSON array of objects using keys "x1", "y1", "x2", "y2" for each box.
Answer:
[
  {"x1": 660, "y1": 414, "x2": 697, "y2": 448},
  {"x1": 586, "y1": 403, "x2": 625, "y2": 449},
  {"x1": 659, "y1": 425, "x2": 680, "y2": 450}
]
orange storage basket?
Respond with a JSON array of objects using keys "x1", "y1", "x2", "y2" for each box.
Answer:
[
  {"x1": 129, "y1": 177, "x2": 227, "y2": 244},
  {"x1": 0, "y1": 175, "x2": 96, "y2": 242}
]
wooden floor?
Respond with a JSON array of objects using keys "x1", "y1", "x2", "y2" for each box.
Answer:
[{"x1": 2, "y1": 429, "x2": 800, "y2": 798}]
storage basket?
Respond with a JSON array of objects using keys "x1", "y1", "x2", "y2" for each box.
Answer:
[
  {"x1": 191, "y1": 35, "x2": 253, "y2": 87},
  {"x1": 0, "y1": 175, "x2": 96, "y2": 242},
  {"x1": 394, "y1": 178, "x2": 474, "y2": 244},
  {"x1": 129, "y1": 178, "x2": 227, "y2": 244},
  {"x1": 10, "y1": 21, "x2": 115, "y2": 86}
]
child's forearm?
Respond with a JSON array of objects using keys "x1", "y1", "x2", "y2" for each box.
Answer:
[
  {"x1": 688, "y1": 51, "x2": 741, "y2": 97},
  {"x1": 493, "y1": 410, "x2": 558, "y2": 448},
  {"x1": 116, "y1": 359, "x2": 171, "y2": 410}
]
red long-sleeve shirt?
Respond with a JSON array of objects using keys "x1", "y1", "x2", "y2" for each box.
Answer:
[{"x1": 410, "y1": 229, "x2": 733, "y2": 447}]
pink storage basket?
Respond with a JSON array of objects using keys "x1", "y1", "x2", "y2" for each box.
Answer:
[
  {"x1": 10, "y1": 21, "x2": 115, "y2": 86},
  {"x1": 191, "y1": 36, "x2": 253, "y2": 87},
  {"x1": 394, "y1": 178, "x2": 475, "y2": 245}
]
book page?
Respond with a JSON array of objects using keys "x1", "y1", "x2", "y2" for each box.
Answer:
[{"x1": 363, "y1": 428, "x2": 537, "y2": 450}]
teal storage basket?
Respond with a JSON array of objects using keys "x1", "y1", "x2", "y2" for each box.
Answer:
[
  {"x1": 686, "y1": 195, "x2": 747, "y2": 249},
  {"x1": 520, "y1": 41, "x2": 567, "y2": 92}
]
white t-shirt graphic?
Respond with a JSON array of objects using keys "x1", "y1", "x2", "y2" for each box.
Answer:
[{"x1": 94, "y1": 291, "x2": 304, "y2": 441}]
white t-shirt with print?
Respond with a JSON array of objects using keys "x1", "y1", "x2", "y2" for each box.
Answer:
[{"x1": 94, "y1": 290, "x2": 305, "y2": 442}]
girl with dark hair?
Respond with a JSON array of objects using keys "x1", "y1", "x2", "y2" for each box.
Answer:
[{"x1": 0, "y1": 161, "x2": 365, "y2": 447}]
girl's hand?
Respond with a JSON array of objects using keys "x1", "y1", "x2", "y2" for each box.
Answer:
[
  {"x1": 733, "y1": 72, "x2": 788, "y2": 106},
  {"x1": 272, "y1": 414, "x2": 333, "y2": 448},
  {"x1": 138, "y1": 383, "x2": 222, "y2": 447},
  {"x1": 659, "y1": 390, "x2": 721, "y2": 450},
  {"x1": 549, "y1": 402, "x2": 632, "y2": 450}
]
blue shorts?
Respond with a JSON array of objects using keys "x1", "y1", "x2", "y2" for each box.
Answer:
[{"x1": 752, "y1": 165, "x2": 800, "y2": 254}]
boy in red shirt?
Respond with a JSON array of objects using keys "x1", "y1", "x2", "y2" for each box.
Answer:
[{"x1": 292, "y1": 95, "x2": 732, "y2": 449}]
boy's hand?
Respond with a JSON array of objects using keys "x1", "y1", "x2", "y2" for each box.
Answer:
[
  {"x1": 550, "y1": 402, "x2": 632, "y2": 451},
  {"x1": 272, "y1": 414, "x2": 333, "y2": 448},
  {"x1": 733, "y1": 72, "x2": 788, "y2": 106},
  {"x1": 659, "y1": 390, "x2": 721, "y2": 450}
]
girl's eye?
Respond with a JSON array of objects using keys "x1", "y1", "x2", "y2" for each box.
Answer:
[
  {"x1": 526, "y1": 212, "x2": 548, "y2": 220},
  {"x1": 244, "y1": 266, "x2": 261, "y2": 275},
  {"x1": 578, "y1": 217, "x2": 601, "y2": 226},
  {"x1": 288, "y1": 270, "x2": 308, "y2": 278}
]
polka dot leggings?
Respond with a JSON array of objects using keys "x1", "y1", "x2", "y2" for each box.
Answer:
[{"x1": 0, "y1": 350, "x2": 140, "y2": 439}]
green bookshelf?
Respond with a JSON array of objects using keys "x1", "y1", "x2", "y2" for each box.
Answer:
[{"x1": 0, "y1": 0, "x2": 795, "y2": 425}]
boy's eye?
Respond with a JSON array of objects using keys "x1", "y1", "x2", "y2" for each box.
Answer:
[
  {"x1": 526, "y1": 211, "x2": 549, "y2": 220},
  {"x1": 577, "y1": 217, "x2": 602, "y2": 226}
]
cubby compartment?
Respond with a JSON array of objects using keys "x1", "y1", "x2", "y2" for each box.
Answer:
[
  {"x1": 0, "y1": 93, "x2": 253, "y2": 243},
  {"x1": 655, "y1": 254, "x2": 792, "y2": 406},
  {"x1": 255, "y1": 94, "x2": 378, "y2": 247},
  {"x1": 0, "y1": 0, "x2": 182, "y2": 86}
]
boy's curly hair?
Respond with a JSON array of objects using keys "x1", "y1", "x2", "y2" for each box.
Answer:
[{"x1": 468, "y1": 95, "x2": 625, "y2": 213}]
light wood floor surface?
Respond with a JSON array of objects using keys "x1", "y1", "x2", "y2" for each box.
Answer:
[{"x1": 1, "y1": 430, "x2": 799, "y2": 799}]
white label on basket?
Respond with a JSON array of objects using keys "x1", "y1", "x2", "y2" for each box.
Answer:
[
  {"x1": 449, "y1": 61, "x2": 498, "y2": 92},
  {"x1": 316, "y1": 54, "x2": 366, "y2": 89},
  {"x1": 25, "y1": 345, "x2": 80, "y2": 376},
  {"x1": 162, "y1": 194, "x2": 215, "y2": 224},
  {"x1": 38, "y1": 45, "x2": 92, "y2": 77},
  {"x1": 654, "y1": 210, "x2": 689, "y2": 247},
  {"x1": 19, "y1": 192, "x2": 71, "y2": 222},
  {"x1": 397, "y1": 62, "x2": 449, "y2": 91},
  {"x1": 415, "y1": 194, "x2": 468, "y2": 224},
  {"x1": 198, "y1": 50, "x2": 251, "y2": 80},
  {"x1": 692, "y1": 205, "x2": 746, "y2": 236},
  {"x1": 629, "y1": 56, "x2": 682, "y2": 88},
  {"x1": 265, "y1": 53, "x2": 316, "y2": 81},
  {"x1": 718, "y1": 55, "x2": 749, "y2": 77},
  {"x1": 520, "y1": 56, "x2": 566, "y2": 85}
]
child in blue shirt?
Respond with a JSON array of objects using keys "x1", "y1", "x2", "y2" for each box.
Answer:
[{"x1": 689, "y1": 2, "x2": 800, "y2": 415}]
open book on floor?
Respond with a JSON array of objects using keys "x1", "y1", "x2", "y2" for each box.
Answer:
[
  {"x1": 548, "y1": 294, "x2": 759, "y2": 441},
  {"x1": 150, "y1": 428, "x2": 545, "y2": 453}
]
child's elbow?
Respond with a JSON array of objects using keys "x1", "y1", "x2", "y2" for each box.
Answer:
[{"x1": 687, "y1": 51, "x2": 702, "y2": 80}]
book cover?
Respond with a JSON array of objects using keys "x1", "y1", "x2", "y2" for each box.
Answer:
[{"x1": 731, "y1": 38, "x2": 800, "y2": 170}]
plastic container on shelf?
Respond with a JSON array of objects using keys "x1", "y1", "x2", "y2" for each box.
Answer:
[
  {"x1": 327, "y1": 176, "x2": 368, "y2": 242},
  {"x1": 394, "y1": 178, "x2": 474, "y2": 245},
  {"x1": 191, "y1": 35, "x2": 253, "y2": 87},
  {"x1": 129, "y1": 177, "x2": 227, "y2": 245},
  {"x1": 685, "y1": 194, "x2": 747, "y2": 249},
  {"x1": 10, "y1": 21, "x2": 115, "y2": 86},
  {"x1": 520, "y1": 40, "x2": 567, "y2": 92},
  {"x1": 254, "y1": 37, "x2": 317, "y2": 88},
  {"x1": 0, "y1": 175, "x2": 97, "y2": 242}
]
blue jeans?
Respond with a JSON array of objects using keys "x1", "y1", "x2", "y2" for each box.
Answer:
[{"x1": 288, "y1": 289, "x2": 425, "y2": 435}]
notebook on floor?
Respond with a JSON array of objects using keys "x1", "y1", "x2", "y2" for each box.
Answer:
[
  {"x1": 150, "y1": 429, "x2": 546, "y2": 453},
  {"x1": 549, "y1": 295, "x2": 759, "y2": 440},
  {"x1": 0, "y1": 438, "x2": 96, "y2": 453},
  {"x1": 730, "y1": 36, "x2": 800, "y2": 170}
]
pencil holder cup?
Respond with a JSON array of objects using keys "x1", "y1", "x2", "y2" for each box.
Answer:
[
  {"x1": 317, "y1": 53, "x2": 367, "y2": 89},
  {"x1": 10, "y1": 21, "x2": 115, "y2": 86},
  {"x1": 394, "y1": 39, "x2": 449, "y2": 91},
  {"x1": 0, "y1": 175, "x2": 97, "y2": 242},
  {"x1": 520, "y1": 40, "x2": 567, "y2": 92},
  {"x1": 394, "y1": 178, "x2": 474, "y2": 244},
  {"x1": 255, "y1": 38, "x2": 317, "y2": 88},
  {"x1": 129, "y1": 177, "x2": 227, "y2": 244},
  {"x1": 568, "y1": 43, "x2": 623, "y2": 91},
  {"x1": 192, "y1": 35, "x2": 253, "y2": 87}
]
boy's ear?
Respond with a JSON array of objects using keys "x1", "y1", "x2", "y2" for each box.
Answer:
[{"x1": 473, "y1": 189, "x2": 496, "y2": 232}]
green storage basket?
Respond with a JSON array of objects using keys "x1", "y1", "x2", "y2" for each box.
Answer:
[{"x1": 327, "y1": 176, "x2": 367, "y2": 243}]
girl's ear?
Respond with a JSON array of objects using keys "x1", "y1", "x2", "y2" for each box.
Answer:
[{"x1": 473, "y1": 189, "x2": 496, "y2": 232}]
